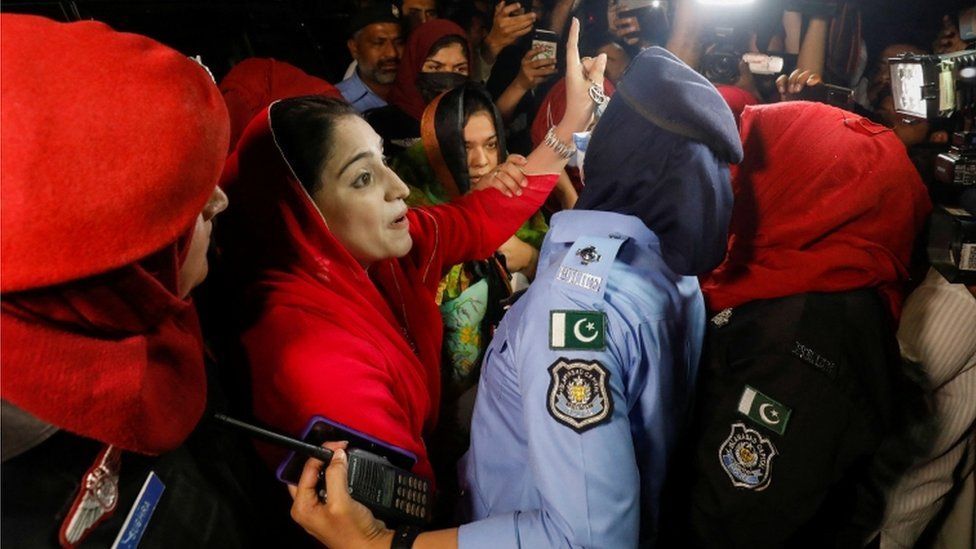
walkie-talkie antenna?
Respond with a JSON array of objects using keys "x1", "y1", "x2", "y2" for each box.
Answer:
[{"x1": 212, "y1": 413, "x2": 334, "y2": 464}]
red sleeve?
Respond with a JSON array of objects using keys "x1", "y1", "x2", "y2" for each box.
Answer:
[
  {"x1": 243, "y1": 306, "x2": 434, "y2": 480},
  {"x1": 406, "y1": 172, "x2": 559, "y2": 287}
]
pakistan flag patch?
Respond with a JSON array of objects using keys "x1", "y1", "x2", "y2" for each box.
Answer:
[
  {"x1": 549, "y1": 310, "x2": 606, "y2": 350},
  {"x1": 737, "y1": 385, "x2": 792, "y2": 436}
]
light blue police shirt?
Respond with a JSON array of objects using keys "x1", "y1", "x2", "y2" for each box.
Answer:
[
  {"x1": 458, "y1": 210, "x2": 705, "y2": 548},
  {"x1": 336, "y1": 70, "x2": 387, "y2": 113}
]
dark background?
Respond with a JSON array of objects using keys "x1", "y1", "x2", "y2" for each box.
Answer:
[{"x1": 1, "y1": 0, "x2": 972, "y2": 85}]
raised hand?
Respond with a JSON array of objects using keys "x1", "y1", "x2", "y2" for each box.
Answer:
[
  {"x1": 484, "y1": 1, "x2": 537, "y2": 59},
  {"x1": 515, "y1": 48, "x2": 559, "y2": 91}
]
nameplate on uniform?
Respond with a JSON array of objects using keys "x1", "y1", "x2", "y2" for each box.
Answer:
[
  {"x1": 555, "y1": 266, "x2": 602, "y2": 292},
  {"x1": 737, "y1": 385, "x2": 791, "y2": 436},
  {"x1": 550, "y1": 310, "x2": 606, "y2": 350},
  {"x1": 111, "y1": 472, "x2": 165, "y2": 549}
]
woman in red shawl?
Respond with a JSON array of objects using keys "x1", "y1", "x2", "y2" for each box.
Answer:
[
  {"x1": 0, "y1": 14, "x2": 261, "y2": 547},
  {"x1": 217, "y1": 17, "x2": 605, "y2": 529},
  {"x1": 678, "y1": 102, "x2": 932, "y2": 547}
]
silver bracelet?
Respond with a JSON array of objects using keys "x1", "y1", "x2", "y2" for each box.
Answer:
[
  {"x1": 589, "y1": 82, "x2": 609, "y2": 118},
  {"x1": 544, "y1": 126, "x2": 576, "y2": 159}
]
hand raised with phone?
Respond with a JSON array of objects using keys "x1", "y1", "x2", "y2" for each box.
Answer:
[{"x1": 484, "y1": 1, "x2": 537, "y2": 59}]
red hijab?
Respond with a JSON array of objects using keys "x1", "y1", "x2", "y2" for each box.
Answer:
[
  {"x1": 700, "y1": 102, "x2": 931, "y2": 320},
  {"x1": 218, "y1": 106, "x2": 444, "y2": 479},
  {"x1": 219, "y1": 57, "x2": 342, "y2": 151},
  {"x1": 0, "y1": 15, "x2": 229, "y2": 454},
  {"x1": 388, "y1": 19, "x2": 471, "y2": 120}
]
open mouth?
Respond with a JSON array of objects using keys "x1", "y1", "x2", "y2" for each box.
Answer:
[{"x1": 391, "y1": 213, "x2": 409, "y2": 230}]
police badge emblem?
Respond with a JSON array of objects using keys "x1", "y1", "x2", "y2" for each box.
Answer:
[
  {"x1": 547, "y1": 358, "x2": 613, "y2": 433},
  {"x1": 59, "y1": 445, "x2": 121, "y2": 547},
  {"x1": 719, "y1": 422, "x2": 778, "y2": 491}
]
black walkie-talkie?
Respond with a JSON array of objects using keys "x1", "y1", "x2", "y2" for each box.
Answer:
[{"x1": 212, "y1": 414, "x2": 432, "y2": 526}]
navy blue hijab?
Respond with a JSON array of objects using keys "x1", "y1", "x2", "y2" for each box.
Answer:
[{"x1": 577, "y1": 47, "x2": 743, "y2": 276}]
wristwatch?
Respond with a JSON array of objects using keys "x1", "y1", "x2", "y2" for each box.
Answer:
[{"x1": 391, "y1": 525, "x2": 423, "y2": 549}]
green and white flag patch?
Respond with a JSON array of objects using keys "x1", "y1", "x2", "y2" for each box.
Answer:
[
  {"x1": 549, "y1": 310, "x2": 606, "y2": 350},
  {"x1": 737, "y1": 385, "x2": 791, "y2": 436}
]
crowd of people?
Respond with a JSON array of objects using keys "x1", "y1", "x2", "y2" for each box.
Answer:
[{"x1": 2, "y1": 0, "x2": 974, "y2": 548}]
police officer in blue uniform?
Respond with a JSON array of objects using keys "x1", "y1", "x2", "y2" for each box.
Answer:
[
  {"x1": 284, "y1": 46, "x2": 743, "y2": 548},
  {"x1": 457, "y1": 47, "x2": 743, "y2": 548}
]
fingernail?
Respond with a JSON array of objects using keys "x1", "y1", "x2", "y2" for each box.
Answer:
[
  {"x1": 516, "y1": 190, "x2": 523, "y2": 196},
  {"x1": 335, "y1": 449, "x2": 346, "y2": 462}
]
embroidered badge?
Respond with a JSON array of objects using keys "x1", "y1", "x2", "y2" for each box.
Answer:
[
  {"x1": 547, "y1": 358, "x2": 613, "y2": 433},
  {"x1": 556, "y1": 266, "x2": 602, "y2": 292},
  {"x1": 575, "y1": 245, "x2": 602, "y2": 265},
  {"x1": 59, "y1": 445, "x2": 121, "y2": 548},
  {"x1": 710, "y1": 308, "x2": 733, "y2": 327},
  {"x1": 719, "y1": 423, "x2": 778, "y2": 491},
  {"x1": 550, "y1": 310, "x2": 606, "y2": 350},
  {"x1": 737, "y1": 385, "x2": 792, "y2": 436},
  {"x1": 791, "y1": 340, "x2": 837, "y2": 377}
]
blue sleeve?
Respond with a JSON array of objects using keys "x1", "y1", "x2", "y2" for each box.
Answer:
[{"x1": 461, "y1": 304, "x2": 642, "y2": 548}]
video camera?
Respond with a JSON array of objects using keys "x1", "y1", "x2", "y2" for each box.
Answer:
[
  {"x1": 887, "y1": 39, "x2": 976, "y2": 284},
  {"x1": 928, "y1": 200, "x2": 976, "y2": 285},
  {"x1": 890, "y1": 50, "x2": 976, "y2": 119}
]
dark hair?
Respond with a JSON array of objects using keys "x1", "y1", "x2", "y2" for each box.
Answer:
[
  {"x1": 270, "y1": 96, "x2": 359, "y2": 195},
  {"x1": 427, "y1": 34, "x2": 469, "y2": 60},
  {"x1": 462, "y1": 88, "x2": 493, "y2": 127}
]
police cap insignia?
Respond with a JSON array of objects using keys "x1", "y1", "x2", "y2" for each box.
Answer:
[
  {"x1": 547, "y1": 358, "x2": 613, "y2": 433},
  {"x1": 719, "y1": 422, "x2": 778, "y2": 491}
]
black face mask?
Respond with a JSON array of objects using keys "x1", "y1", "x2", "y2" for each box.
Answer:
[{"x1": 417, "y1": 72, "x2": 469, "y2": 103}]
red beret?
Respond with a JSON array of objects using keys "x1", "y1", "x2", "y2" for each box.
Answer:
[{"x1": 0, "y1": 14, "x2": 230, "y2": 292}]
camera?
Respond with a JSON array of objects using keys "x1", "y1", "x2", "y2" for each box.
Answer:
[
  {"x1": 935, "y1": 131, "x2": 976, "y2": 188},
  {"x1": 928, "y1": 202, "x2": 976, "y2": 285},
  {"x1": 890, "y1": 50, "x2": 976, "y2": 119}
]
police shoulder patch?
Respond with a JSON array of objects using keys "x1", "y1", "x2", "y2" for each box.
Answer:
[
  {"x1": 546, "y1": 358, "x2": 613, "y2": 433},
  {"x1": 718, "y1": 422, "x2": 778, "y2": 491}
]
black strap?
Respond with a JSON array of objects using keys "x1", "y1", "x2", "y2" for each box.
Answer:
[{"x1": 391, "y1": 525, "x2": 422, "y2": 549}]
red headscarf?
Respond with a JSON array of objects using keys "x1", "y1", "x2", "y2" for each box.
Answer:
[
  {"x1": 0, "y1": 15, "x2": 230, "y2": 454},
  {"x1": 218, "y1": 108, "x2": 440, "y2": 478},
  {"x1": 388, "y1": 19, "x2": 471, "y2": 120},
  {"x1": 217, "y1": 100, "x2": 557, "y2": 480},
  {"x1": 700, "y1": 102, "x2": 931, "y2": 320},
  {"x1": 716, "y1": 84, "x2": 759, "y2": 127},
  {"x1": 219, "y1": 57, "x2": 342, "y2": 151}
]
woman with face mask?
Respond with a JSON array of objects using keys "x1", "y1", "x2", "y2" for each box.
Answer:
[
  {"x1": 364, "y1": 19, "x2": 473, "y2": 156},
  {"x1": 216, "y1": 18, "x2": 605, "y2": 532}
]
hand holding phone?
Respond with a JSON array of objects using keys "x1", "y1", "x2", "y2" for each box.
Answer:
[
  {"x1": 531, "y1": 29, "x2": 558, "y2": 62},
  {"x1": 487, "y1": 1, "x2": 536, "y2": 55}
]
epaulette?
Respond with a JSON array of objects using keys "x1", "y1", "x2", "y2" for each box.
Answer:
[{"x1": 553, "y1": 235, "x2": 626, "y2": 300}]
